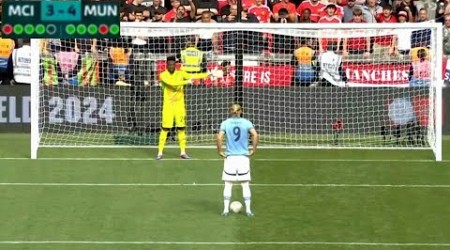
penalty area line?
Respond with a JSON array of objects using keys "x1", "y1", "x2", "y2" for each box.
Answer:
[
  {"x1": 0, "y1": 157, "x2": 446, "y2": 162},
  {"x1": 0, "y1": 241, "x2": 449, "y2": 246},
  {"x1": 1, "y1": 183, "x2": 450, "y2": 188}
]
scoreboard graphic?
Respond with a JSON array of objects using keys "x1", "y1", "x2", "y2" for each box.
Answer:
[{"x1": 2, "y1": 0, "x2": 120, "y2": 38}]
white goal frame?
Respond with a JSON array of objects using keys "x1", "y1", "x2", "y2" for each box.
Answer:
[{"x1": 30, "y1": 22, "x2": 443, "y2": 161}]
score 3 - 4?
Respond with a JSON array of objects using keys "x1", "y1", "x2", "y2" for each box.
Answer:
[{"x1": 2, "y1": 1, "x2": 120, "y2": 38}]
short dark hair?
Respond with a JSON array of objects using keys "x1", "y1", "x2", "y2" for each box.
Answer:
[
  {"x1": 417, "y1": 48, "x2": 427, "y2": 60},
  {"x1": 167, "y1": 55, "x2": 177, "y2": 62},
  {"x1": 279, "y1": 8, "x2": 289, "y2": 16},
  {"x1": 382, "y1": 4, "x2": 393, "y2": 10}
]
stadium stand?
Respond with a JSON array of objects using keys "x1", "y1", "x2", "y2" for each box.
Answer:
[{"x1": 0, "y1": 0, "x2": 448, "y2": 86}]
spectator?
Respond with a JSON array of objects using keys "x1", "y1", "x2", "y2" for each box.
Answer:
[
  {"x1": 435, "y1": 0, "x2": 446, "y2": 23},
  {"x1": 372, "y1": 4, "x2": 396, "y2": 57},
  {"x1": 318, "y1": 4, "x2": 341, "y2": 53},
  {"x1": 149, "y1": 0, "x2": 167, "y2": 22},
  {"x1": 397, "y1": 9, "x2": 408, "y2": 22},
  {"x1": 318, "y1": 4, "x2": 342, "y2": 23},
  {"x1": 164, "y1": 0, "x2": 182, "y2": 22},
  {"x1": 218, "y1": 0, "x2": 229, "y2": 14},
  {"x1": 319, "y1": 0, "x2": 344, "y2": 20},
  {"x1": 248, "y1": 0, "x2": 272, "y2": 23},
  {"x1": 411, "y1": 8, "x2": 431, "y2": 48},
  {"x1": 443, "y1": 14, "x2": 450, "y2": 55},
  {"x1": 12, "y1": 43, "x2": 31, "y2": 85},
  {"x1": 172, "y1": 0, "x2": 196, "y2": 22},
  {"x1": 376, "y1": 4, "x2": 397, "y2": 23},
  {"x1": 179, "y1": 39, "x2": 209, "y2": 83},
  {"x1": 243, "y1": 0, "x2": 257, "y2": 11},
  {"x1": 293, "y1": 38, "x2": 317, "y2": 86},
  {"x1": 75, "y1": 39, "x2": 99, "y2": 86},
  {"x1": 124, "y1": 0, "x2": 151, "y2": 22},
  {"x1": 416, "y1": 7, "x2": 428, "y2": 22},
  {"x1": 342, "y1": 9, "x2": 371, "y2": 57},
  {"x1": 298, "y1": 8, "x2": 313, "y2": 22},
  {"x1": 41, "y1": 43, "x2": 58, "y2": 86},
  {"x1": 396, "y1": 0, "x2": 416, "y2": 22},
  {"x1": 409, "y1": 48, "x2": 430, "y2": 87},
  {"x1": 55, "y1": 49, "x2": 81, "y2": 86},
  {"x1": 0, "y1": 38, "x2": 14, "y2": 85},
  {"x1": 108, "y1": 38, "x2": 132, "y2": 86},
  {"x1": 343, "y1": 0, "x2": 357, "y2": 22},
  {"x1": 360, "y1": 0, "x2": 382, "y2": 23},
  {"x1": 194, "y1": 0, "x2": 219, "y2": 19},
  {"x1": 317, "y1": 42, "x2": 347, "y2": 87},
  {"x1": 220, "y1": 0, "x2": 236, "y2": 17},
  {"x1": 272, "y1": 0, "x2": 297, "y2": 22},
  {"x1": 296, "y1": 0, "x2": 326, "y2": 22},
  {"x1": 195, "y1": 11, "x2": 219, "y2": 52}
]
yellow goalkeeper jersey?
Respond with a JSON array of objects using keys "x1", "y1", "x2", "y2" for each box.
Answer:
[{"x1": 159, "y1": 69, "x2": 191, "y2": 105}]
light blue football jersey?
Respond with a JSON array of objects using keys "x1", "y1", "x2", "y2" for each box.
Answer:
[{"x1": 220, "y1": 117, "x2": 254, "y2": 156}]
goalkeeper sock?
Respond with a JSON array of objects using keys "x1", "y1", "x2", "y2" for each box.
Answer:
[
  {"x1": 242, "y1": 182, "x2": 251, "y2": 213},
  {"x1": 177, "y1": 128, "x2": 187, "y2": 154},
  {"x1": 158, "y1": 129, "x2": 169, "y2": 155},
  {"x1": 223, "y1": 181, "x2": 233, "y2": 213}
]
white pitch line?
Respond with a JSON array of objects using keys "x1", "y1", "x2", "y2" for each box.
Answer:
[
  {"x1": 1, "y1": 183, "x2": 450, "y2": 188},
  {"x1": 0, "y1": 157, "x2": 447, "y2": 162},
  {"x1": 0, "y1": 240, "x2": 449, "y2": 246}
]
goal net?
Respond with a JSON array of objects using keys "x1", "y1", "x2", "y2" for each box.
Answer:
[{"x1": 31, "y1": 22, "x2": 443, "y2": 161}]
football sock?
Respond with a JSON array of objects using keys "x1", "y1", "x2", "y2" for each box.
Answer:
[
  {"x1": 223, "y1": 181, "x2": 233, "y2": 212},
  {"x1": 242, "y1": 182, "x2": 251, "y2": 213},
  {"x1": 158, "y1": 129, "x2": 169, "y2": 155},
  {"x1": 177, "y1": 129, "x2": 187, "y2": 154}
]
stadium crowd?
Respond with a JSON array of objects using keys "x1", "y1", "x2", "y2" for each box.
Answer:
[{"x1": 0, "y1": 0, "x2": 448, "y2": 87}]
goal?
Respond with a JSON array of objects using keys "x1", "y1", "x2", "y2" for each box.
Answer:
[{"x1": 30, "y1": 22, "x2": 443, "y2": 161}]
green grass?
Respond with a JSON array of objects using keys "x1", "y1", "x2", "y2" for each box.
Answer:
[{"x1": 0, "y1": 133, "x2": 450, "y2": 250}]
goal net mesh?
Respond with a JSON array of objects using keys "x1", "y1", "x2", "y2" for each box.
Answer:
[{"x1": 37, "y1": 23, "x2": 438, "y2": 149}]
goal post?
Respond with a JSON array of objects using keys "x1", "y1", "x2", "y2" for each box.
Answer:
[{"x1": 31, "y1": 22, "x2": 443, "y2": 161}]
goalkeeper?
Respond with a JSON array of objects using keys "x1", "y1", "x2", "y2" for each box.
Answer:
[{"x1": 157, "y1": 56, "x2": 192, "y2": 160}]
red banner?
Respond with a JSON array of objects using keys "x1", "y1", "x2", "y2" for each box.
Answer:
[
  {"x1": 344, "y1": 63, "x2": 410, "y2": 87},
  {"x1": 156, "y1": 61, "x2": 293, "y2": 87},
  {"x1": 156, "y1": 61, "x2": 438, "y2": 87}
]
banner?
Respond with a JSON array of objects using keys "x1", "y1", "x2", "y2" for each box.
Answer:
[
  {"x1": 1, "y1": 84, "x2": 450, "y2": 134},
  {"x1": 344, "y1": 63, "x2": 410, "y2": 87},
  {"x1": 444, "y1": 57, "x2": 450, "y2": 85},
  {"x1": 156, "y1": 61, "x2": 293, "y2": 87},
  {"x1": 156, "y1": 61, "x2": 420, "y2": 87}
]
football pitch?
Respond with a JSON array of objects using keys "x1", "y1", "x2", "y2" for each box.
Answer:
[{"x1": 1, "y1": 133, "x2": 450, "y2": 250}]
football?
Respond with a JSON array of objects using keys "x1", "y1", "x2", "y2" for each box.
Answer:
[{"x1": 229, "y1": 201, "x2": 243, "y2": 213}]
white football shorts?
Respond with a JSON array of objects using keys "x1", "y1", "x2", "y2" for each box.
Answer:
[{"x1": 222, "y1": 155, "x2": 251, "y2": 182}]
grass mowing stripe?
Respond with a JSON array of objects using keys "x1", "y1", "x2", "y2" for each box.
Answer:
[
  {"x1": 0, "y1": 241, "x2": 449, "y2": 246},
  {"x1": 1, "y1": 183, "x2": 450, "y2": 188}
]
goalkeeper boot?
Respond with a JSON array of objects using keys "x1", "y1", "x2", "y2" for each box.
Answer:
[
  {"x1": 156, "y1": 154, "x2": 163, "y2": 160},
  {"x1": 180, "y1": 154, "x2": 191, "y2": 159}
]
